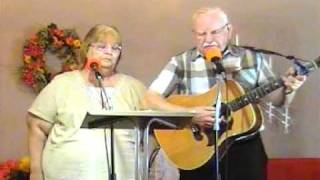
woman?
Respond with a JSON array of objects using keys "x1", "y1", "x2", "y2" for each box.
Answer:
[{"x1": 27, "y1": 25, "x2": 146, "y2": 180}]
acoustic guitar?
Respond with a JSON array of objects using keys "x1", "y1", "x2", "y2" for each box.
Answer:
[{"x1": 154, "y1": 57, "x2": 320, "y2": 170}]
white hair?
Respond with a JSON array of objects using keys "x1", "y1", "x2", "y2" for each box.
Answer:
[{"x1": 192, "y1": 7, "x2": 229, "y2": 24}]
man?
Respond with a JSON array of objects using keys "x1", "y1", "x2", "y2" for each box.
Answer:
[{"x1": 144, "y1": 7, "x2": 306, "y2": 180}]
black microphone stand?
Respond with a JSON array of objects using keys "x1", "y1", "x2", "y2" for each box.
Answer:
[
  {"x1": 212, "y1": 61, "x2": 226, "y2": 180},
  {"x1": 94, "y1": 70, "x2": 116, "y2": 180},
  {"x1": 237, "y1": 45, "x2": 311, "y2": 75}
]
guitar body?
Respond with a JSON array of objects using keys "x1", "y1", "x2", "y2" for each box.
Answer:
[{"x1": 154, "y1": 79, "x2": 263, "y2": 170}]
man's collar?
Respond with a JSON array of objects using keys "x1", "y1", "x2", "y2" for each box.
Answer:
[{"x1": 189, "y1": 48, "x2": 201, "y2": 62}]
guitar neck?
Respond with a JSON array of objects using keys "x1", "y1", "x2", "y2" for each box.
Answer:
[
  {"x1": 228, "y1": 56, "x2": 320, "y2": 112},
  {"x1": 228, "y1": 79, "x2": 284, "y2": 112}
]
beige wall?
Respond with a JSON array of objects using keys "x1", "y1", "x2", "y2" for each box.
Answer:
[{"x1": 0, "y1": 0, "x2": 319, "y2": 161}]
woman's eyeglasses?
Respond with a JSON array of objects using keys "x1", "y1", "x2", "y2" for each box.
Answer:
[{"x1": 90, "y1": 43, "x2": 122, "y2": 52}]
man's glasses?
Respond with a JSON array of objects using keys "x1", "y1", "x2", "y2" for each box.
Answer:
[
  {"x1": 194, "y1": 23, "x2": 230, "y2": 38},
  {"x1": 90, "y1": 43, "x2": 122, "y2": 52}
]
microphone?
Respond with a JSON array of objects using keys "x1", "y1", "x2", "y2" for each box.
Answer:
[
  {"x1": 204, "y1": 47, "x2": 225, "y2": 74},
  {"x1": 85, "y1": 59, "x2": 101, "y2": 70},
  {"x1": 204, "y1": 47, "x2": 222, "y2": 63},
  {"x1": 85, "y1": 59, "x2": 102, "y2": 79}
]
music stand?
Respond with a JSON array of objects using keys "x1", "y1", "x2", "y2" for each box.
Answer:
[{"x1": 81, "y1": 110, "x2": 195, "y2": 180}]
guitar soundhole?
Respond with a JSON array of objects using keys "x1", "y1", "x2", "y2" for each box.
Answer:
[
  {"x1": 190, "y1": 103, "x2": 233, "y2": 146},
  {"x1": 191, "y1": 125, "x2": 203, "y2": 141}
]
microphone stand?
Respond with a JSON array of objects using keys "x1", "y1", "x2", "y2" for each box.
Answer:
[
  {"x1": 213, "y1": 61, "x2": 226, "y2": 180},
  {"x1": 94, "y1": 70, "x2": 116, "y2": 180},
  {"x1": 237, "y1": 45, "x2": 311, "y2": 75}
]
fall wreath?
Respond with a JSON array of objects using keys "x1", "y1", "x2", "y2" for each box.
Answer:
[{"x1": 21, "y1": 23, "x2": 81, "y2": 92}]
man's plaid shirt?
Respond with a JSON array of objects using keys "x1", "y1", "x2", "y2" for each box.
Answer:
[{"x1": 149, "y1": 45, "x2": 275, "y2": 97}]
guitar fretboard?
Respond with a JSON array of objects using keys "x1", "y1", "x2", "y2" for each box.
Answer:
[
  {"x1": 228, "y1": 79, "x2": 284, "y2": 112},
  {"x1": 228, "y1": 56, "x2": 320, "y2": 112}
]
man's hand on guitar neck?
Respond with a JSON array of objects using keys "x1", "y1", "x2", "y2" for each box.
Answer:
[{"x1": 282, "y1": 67, "x2": 307, "y2": 95}]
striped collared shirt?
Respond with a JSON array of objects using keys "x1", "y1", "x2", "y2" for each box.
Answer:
[{"x1": 149, "y1": 45, "x2": 275, "y2": 97}]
